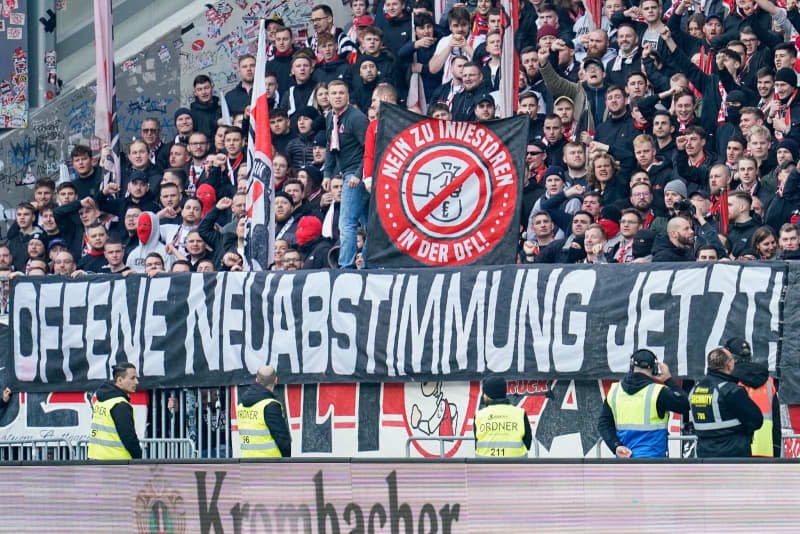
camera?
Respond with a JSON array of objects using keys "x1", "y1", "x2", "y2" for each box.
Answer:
[
  {"x1": 651, "y1": 361, "x2": 660, "y2": 376},
  {"x1": 673, "y1": 199, "x2": 696, "y2": 217}
]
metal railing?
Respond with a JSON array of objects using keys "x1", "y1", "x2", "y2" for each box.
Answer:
[
  {"x1": 0, "y1": 439, "x2": 74, "y2": 462},
  {"x1": 405, "y1": 436, "x2": 541, "y2": 458},
  {"x1": 149, "y1": 388, "x2": 232, "y2": 458},
  {"x1": 595, "y1": 435, "x2": 698, "y2": 459},
  {"x1": 73, "y1": 438, "x2": 197, "y2": 460}
]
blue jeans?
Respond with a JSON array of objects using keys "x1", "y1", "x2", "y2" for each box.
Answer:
[{"x1": 338, "y1": 174, "x2": 369, "y2": 268}]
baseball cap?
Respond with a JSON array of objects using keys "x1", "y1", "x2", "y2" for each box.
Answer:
[
  {"x1": 631, "y1": 349, "x2": 657, "y2": 369},
  {"x1": 313, "y1": 130, "x2": 328, "y2": 148},
  {"x1": 724, "y1": 337, "x2": 752, "y2": 361},
  {"x1": 583, "y1": 57, "x2": 605, "y2": 71},
  {"x1": 354, "y1": 14, "x2": 375, "y2": 27},
  {"x1": 129, "y1": 170, "x2": 149, "y2": 183},
  {"x1": 475, "y1": 93, "x2": 495, "y2": 107}
]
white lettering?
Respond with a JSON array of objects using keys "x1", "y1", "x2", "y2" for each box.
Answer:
[
  {"x1": 302, "y1": 272, "x2": 331, "y2": 373},
  {"x1": 635, "y1": 270, "x2": 671, "y2": 362},
  {"x1": 364, "y1": 275, "x2": 393, "y2": 374},
  {"x1": 606, "y1": 272, "x2": 647, "y2": 372},
  {"x1": 62, "y1": 282, "x2": 88, "y2": 381},
  {"x1": 331, "y1": 273, "x2": 362, "y2": 374},
  {"x1": 222, "y1": 274, "x2": 245, "y2": 371},
  {"x1": 110, "y1": 278, "x2": 145, "y2": 369},
  {"x1": 272, "y1": 274, "x2": 300, "y2": 373},
  {"x1": 38, "y1": 283, "x2": 63, "y2": 383},
  {"x1": 704, "y1": 264, "x2": 740, "y2": 362},
  {"x1": 85, "y1": 281, "x2": 111, "y2": 380},
  {"x1": 142, "y1": 277, "x2": 170, "y2": 377},
  {"x1": 13, "y1": 282, "x2": 39, "y2": 381},
  {"x1": 670, "y1": 269, "x2": 706, "y2": 375},
  {"x1": 552, "y1": 269, "x2": 594, "y2": 372},
  {"x1": 184, "y1": 273, "x2": 222, "y2": 374},
  {"x1": 768, "y1": 270, "x2": 782, "y2": 371},
  {"x1": 442, "y1": 272, "x2": 486, "y2": 373},
  {"x1": 484, "y1": 270, "x2": 524, "y2": 372}
]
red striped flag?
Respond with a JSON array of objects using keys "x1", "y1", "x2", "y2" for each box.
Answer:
[
  {"x1": 500, "y1": 0, "x2": 519, "y2": 116},
  {"x1": 245, "y1": 19, "x2": 275, "y2": 270},
  {"x1": 719, "y1": 188, "x2": 729, "y2": 235},
  {"x1": 586, "y1": 0, "x2": 603, "y2": 29},
  {"x1": 93, "y1": 0, "x2": 120, "y2": 186}
]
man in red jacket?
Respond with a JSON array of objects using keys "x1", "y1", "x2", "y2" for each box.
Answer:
[{"x1": 363, "y1": 82, "x2": 399, "y2": 192}]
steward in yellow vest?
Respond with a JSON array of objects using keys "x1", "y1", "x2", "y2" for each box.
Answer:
[
  {"x1": 88, "y1": 363, "x2": 142, "y2": 460},
  {"x1": 474, "y1": 376, "x2": 531, "y2": 457},
  {"x1": 727, "y1": 337, "x2": 782, "y2": 457},
  {"x1": 237, "y1": 365, "x2": 291, "y2": 458},
  {"x1": 598, "y1": 349, "x2": 689, "y2": 458}
]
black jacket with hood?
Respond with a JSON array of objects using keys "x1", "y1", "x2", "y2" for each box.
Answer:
[
  {"x1": 238, "y1": 384, "x2": 292, "y2": 457},
  {"x1": 692, "y1": 369, "x2": 763, "y2": 458},
  {"x1": 651, "y1": 234, "x2": 695, "y2": 262},
  {"x1": 94, "y1": 381, "x2": 142, "y2": 458},
  {"x1": 727, "y1": 217, "x2": 760, "y2": 257},
  {"x1": 190, "y1": 96, "x2": 223, "y2": 140}
]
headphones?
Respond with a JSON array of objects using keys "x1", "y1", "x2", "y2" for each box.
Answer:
[{"x1": 629, "y1": 350, "x2": 659, "y2": 375}]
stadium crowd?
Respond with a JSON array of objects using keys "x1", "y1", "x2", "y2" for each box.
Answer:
[{"x1": 4, "y1": 0, "x2": 800, "y2": 287}]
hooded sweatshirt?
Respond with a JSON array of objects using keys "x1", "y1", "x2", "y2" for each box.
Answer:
[
  {"x1": 196, "y1": 184, "x2": 217, "y2": 218},
  {"x1": 238, "y1": 384, "x2": 292, "y2": 457},
  {"x1": 190, "y1": 96, "x2": 223, "y2": 140},
  {"x1": 94, "y1": 382, "x2": 142, "y2": 458},
  {"x1": 126, "y1": 211, "x2": 172, "y2": 273},
  {"x1": 597, "y1": 371, "x2": 689, "y2": 457}
]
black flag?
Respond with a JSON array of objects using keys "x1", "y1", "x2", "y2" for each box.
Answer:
[{"x1": 366, "y1": 104, "x2": 528, "y2": 267}]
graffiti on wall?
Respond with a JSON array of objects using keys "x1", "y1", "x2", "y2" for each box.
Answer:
[
  {"x1": 0, "y1": 0, "x2": 29, "y2": 128},
  {"x1": 178, "y1": 0, "x2": 350, "y2": 105},
  {"x1": 0, "y1": 28, "x2": 182, "y2": 215}
]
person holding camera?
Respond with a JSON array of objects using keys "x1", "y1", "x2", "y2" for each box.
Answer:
[
  {"x1": 690, "y1": 347, "x2": 763, "y2": 458},
  {"x1": 651, "y1": 180, "x2": 728, "y2": 261},
  {"x1": 598, "y1": 349, "x2": 689, "y2": 458}
]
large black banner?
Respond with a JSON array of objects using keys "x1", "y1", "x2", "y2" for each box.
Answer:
[
  {"x1": 366, "y1": 104, "x2": 528, "y2": 267},
  {"x1": 3, "y1": 263, "x2": 790, "y2": 393}
]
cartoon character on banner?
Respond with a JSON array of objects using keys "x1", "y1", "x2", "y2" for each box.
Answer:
[
  {"x1": 410, "y1": 382, "x2": 460, "y2": 436},
  {"x1": 400, "y1": 381, "x2": 479, "y2": 457}
]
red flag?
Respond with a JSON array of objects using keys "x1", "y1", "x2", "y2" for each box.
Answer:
[
  {"x1": 93, "y1": 0, "x2": 120, "y2": 186},
  {"x1": 586, "y1": 0, "x2": 603, "y2": 29},
  {"x1": 719, "y1": 187, "x2": 729, "y2": 234},
  {"x1": 499, "y1": 0, "x2": 519, "y2": 116},
  {"x1": 245, "y1": 19, "x2": 275, "y2": 270}
]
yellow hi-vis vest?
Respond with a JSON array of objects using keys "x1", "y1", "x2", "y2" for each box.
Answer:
[
  {"x1": 237, "y1": 398, "x2": 283, "y2": 458},
  {"x1": 607, "y1": 382, "x2": 669, "y2": 430},
  {"x1": 742, "y1": 377, "x2": 775, "y2": 457},
  {"x1": 474, "y1": 403, "x2": 528, "y2": 457},
  {"x1": 607, "y1": 382, "x2": 669, "y2": 457},
  {"x1": 88, "y1": 396, "x2": 134, "y2": 460}
]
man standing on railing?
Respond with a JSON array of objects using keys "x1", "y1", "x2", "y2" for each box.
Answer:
[
  {"x1": 474, "y1": 376, "x2": 531, "y2": 457},
  {"x1": 598, "y1": 350, "x2": 689, "y2": 458},
  {"x1": 88, "y1": 363, "x2": 142, "y2": 460},
  {"x1": 237, "y1": 365, "x2": 291, "y2": 458}
]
